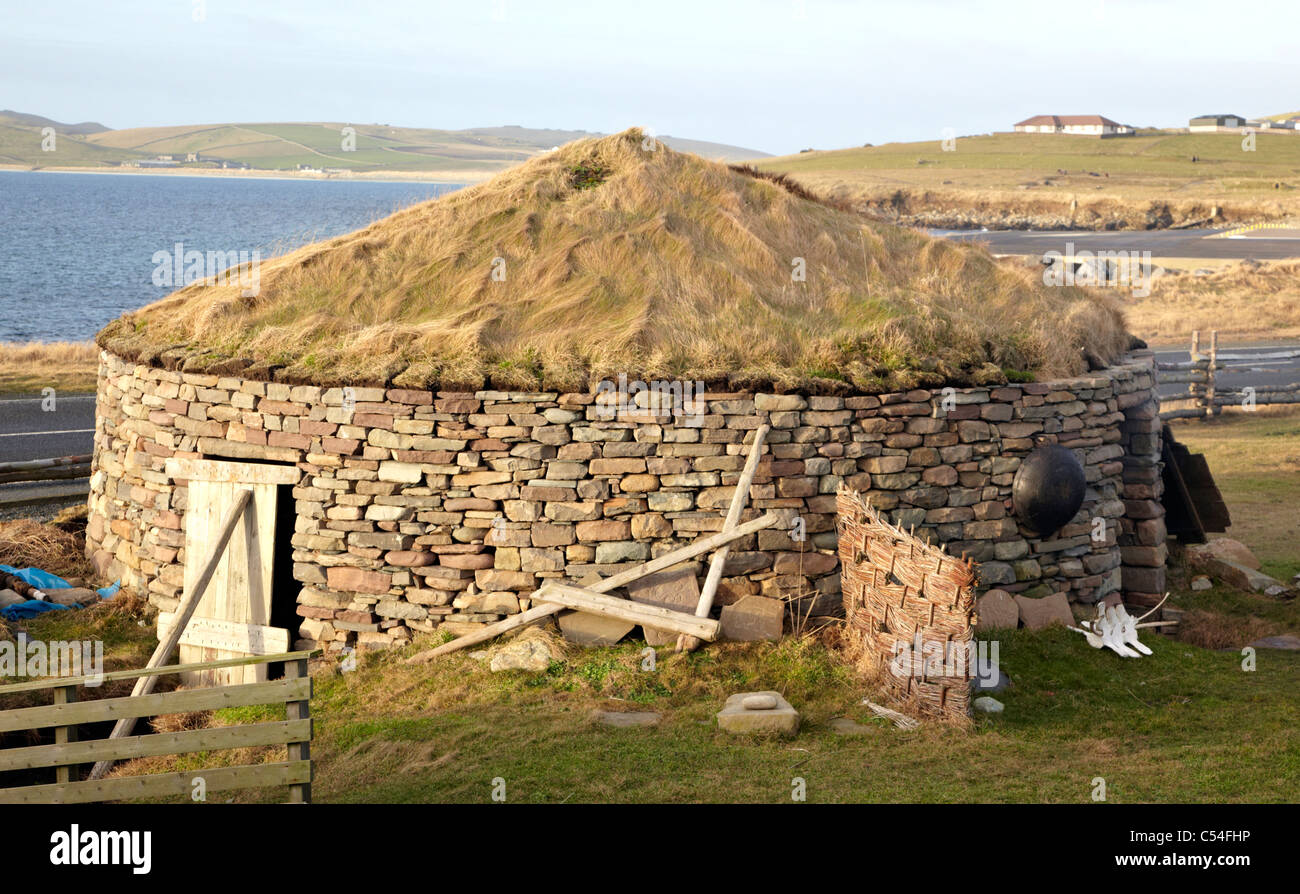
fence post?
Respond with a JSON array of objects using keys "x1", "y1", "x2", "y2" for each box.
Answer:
[
  {"x1": 1208, "y1": 330, "x2": 1219, "y2": 416},
  {"x1": 284, "y1": 657, "x2": 312, "y2": 804},
  {"x1": 53, "y1": 684, "x2": 78, "y2": 785}
]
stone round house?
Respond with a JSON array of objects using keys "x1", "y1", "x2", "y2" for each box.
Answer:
[{"x1": 87, "y1": 131, "x2": 1165, "y2": 654}]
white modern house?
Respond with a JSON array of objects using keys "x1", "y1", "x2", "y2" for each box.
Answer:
[
  {"x1": 1013, "y1": 115, "x2": 1134, "y2": 136},
  {"x1": 1188, "y1": 114, "x2": 1247, "y2": 132}
]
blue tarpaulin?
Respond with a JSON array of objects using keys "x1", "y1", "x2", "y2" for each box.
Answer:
[
  {"x1": 0, "y1": 565, "x2": 121, "y2": 620},
  {"x1": 0, "y1": 564, "x2": 72, "y2": 590},
  {"x1": 1, "y1": 600, "x2": 73, "y2": 621}
]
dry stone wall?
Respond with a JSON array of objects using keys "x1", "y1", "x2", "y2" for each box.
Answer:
[{"x1": 87, "y1": 349, "x2": 1163, "y2": 652}]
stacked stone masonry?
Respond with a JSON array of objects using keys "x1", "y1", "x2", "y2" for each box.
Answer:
[{"x1": 87, "y1": 350, "x2": 1165, "y2": 652}]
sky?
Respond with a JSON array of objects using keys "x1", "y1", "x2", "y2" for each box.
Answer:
[{"x1": 4, "y1": 0, "x2": 1298, "y2": 156}]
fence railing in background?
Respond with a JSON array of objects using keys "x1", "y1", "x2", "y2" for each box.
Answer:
[
  {"x1": 0, "y1": 454, "x2": 92, "y2": 484},
  {"x1": 0, "y1": 650, "x2": 314, "y2": 804},
  {"x1": 1157, "y1": 330, "x2": 1300, "y2": 420}
]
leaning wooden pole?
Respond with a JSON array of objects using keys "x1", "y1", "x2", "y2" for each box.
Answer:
[
  {"x1": 406, "y1": 510, "x2": 788, "y2": 663},
  {"x1": 677, "y1": 423, "x2": 769, "y2": 652},
  {"x1": 87, "y1": 488, "x2": 253, "y2": 781}
]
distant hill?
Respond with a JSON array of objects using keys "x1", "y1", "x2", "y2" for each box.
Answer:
[
  {"x1": 0, "y1": 114, "x2": 768, "y2": 177},
  {"x1": 755, "y1": 130, "x2": 1300, "y2": 230},
  {"x1": 0, "y1": 110, "x2": 109, "y2": 135}
]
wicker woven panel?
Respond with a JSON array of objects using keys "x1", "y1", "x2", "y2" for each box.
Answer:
[{"x1": 837, "y1": 486, "x2": 978, "y2": 721}]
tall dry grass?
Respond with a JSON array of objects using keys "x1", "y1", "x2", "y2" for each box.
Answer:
[
  {"x1": 99, "y1": 129, "x2": 1127, "y2": 393},
  {"x1": 0, "y1": 340, "x2": 99, "y2": 393},
  {"x1": 1125, "y1": 260, "x2": 1300, "y2": 343}
]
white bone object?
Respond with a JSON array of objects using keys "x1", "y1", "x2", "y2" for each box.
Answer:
[{"x1": 1068, "y1": 593, "x2": 1171, "y2": 658}]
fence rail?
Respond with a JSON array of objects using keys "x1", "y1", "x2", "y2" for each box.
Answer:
[
  {"x1": 0, "y1": 650, "x2": 314, "y2": 804},
  {"x1": 0, "y1": 454, "x2": 92, "y2": 484},
  {"x1": 1157, "y1": 330, "x2": 1300, "y2": 419}
]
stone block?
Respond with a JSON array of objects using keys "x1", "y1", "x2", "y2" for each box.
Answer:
[
  {"x1": 716, "y1": 691, "x2": 799, "y2": 737},
  {"x1": 626, "y1": 566, "x2": 701, "y2": 646},
  {"x1": 558, "y1": 610, "x2": 636, "y2": 646},
  {"x1": 976, "y1": 588, "x2": 1019, "y2": 629},
  {"x1": 1014, "y1": 592, "x2": 1073, "y2": 630},
  {"x1": 719, "y1": 594, "x2": 784, "y2": 642}
]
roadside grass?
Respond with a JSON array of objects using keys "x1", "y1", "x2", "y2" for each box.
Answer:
[
  {"x1": 757, "y1": 132, "x2": 1300, "y2": 229},
  {"x1": 1125, "y1": 260, "x2": 1300, "y2": 344},
  {"x1": 0, "y1": 340, "x2": 98, "y2": 395}
]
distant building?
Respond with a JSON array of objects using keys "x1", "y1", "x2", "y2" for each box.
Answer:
[
  {"x1": 138, "y1": 159, "x2": 179, "y2": 168},
  {"x1": 1247, "y1": 118, "x2": 1294, "y2": 131},
  {"x1": 1188, "y1": 114, "x2": 1246, "y2": 132},
  {"x1": 1013, "y1": 115, "x2": 1134, "y2": 136},
  {"x1": 185, "y1": 152, "x2": 199, "y2": 162}
]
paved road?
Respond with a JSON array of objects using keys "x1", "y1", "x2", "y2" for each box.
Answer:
[
  {"x1": 0, "y1": 394, "x2": 95, "y2": 511},
  {"x1": 1153, "y1": 343, "x2": 1300, "y2": 400},
  {"x1": 932, "y1": 228, "x2": 1300, "y2": 260},
  {"x1": 0, "y1": 394, "x2": 96, "y2": 464}
]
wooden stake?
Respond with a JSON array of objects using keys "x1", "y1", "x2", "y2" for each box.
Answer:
[
  {"x1": 406, "y1": 510, "x2": 787, "y2": 663},
  {"x1": 87, "y1": 488, "x2": 253, "y2": 781},
  {"x1": 536, "y1": 584, "x2": 721, "y2": 640},
  {"x1": 677, "y1": 423, "x2": 769, "y2": 652}
]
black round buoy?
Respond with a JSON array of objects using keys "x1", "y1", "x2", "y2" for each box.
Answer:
[{"x1": 1012, "y1": 444, "x2": 1086, "y2": 535}]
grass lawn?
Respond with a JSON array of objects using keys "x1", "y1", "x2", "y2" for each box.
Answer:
[{"x1": 3, "y1": 412, "x2": 1296, "y2": 804}]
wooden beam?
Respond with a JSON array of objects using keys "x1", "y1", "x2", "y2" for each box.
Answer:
[
  {"x1": 536, "y1": 584, "x2": 721, "y2": 640},
  {"x1": 87, "y1": 487, "x2": 254, "y2": 781},
  {"x1": 165, "y1": 457, "x2": 301, "y2": 485},
  {"x1": 0, "y1": 650, "x2": 316, "y2": 695},
  {"x1": 0, "y1": 719, "x2": 312, "y2": 773},
  {"x1": 284, "y1": 657, "x2": 312, "y2": 804},
  {"x1": 0, "y1": 677, "x2": 311, "y2": 734},
  {"x1": 406, "y1": 510, "x2": 788, "y2": 663},
  {"x1": 678, "y1": 423, "x2": 769, "y2": 652},
  {"x1": 157, "y1": 613, "x2": 290, "y2": 655},
  {"x1": 0, "y1": 760, "x2": 311, "y2": 805}
]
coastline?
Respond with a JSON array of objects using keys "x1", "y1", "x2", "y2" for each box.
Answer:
[{"x1": 0, "y1": 163, "x2": 491, "y2": 185}]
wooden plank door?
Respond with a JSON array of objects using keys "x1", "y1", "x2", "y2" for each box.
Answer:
[{"x1": 163, "y1": 459, "x2": 298, "y2": 686}]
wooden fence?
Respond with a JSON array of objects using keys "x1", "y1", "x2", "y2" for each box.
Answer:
[
  {"x1": 1157, "y1": 330, "x2": 1300, "y2": 420},
  {"x1": 0, "y1": 454, "x2": 92, "y2": 485},
  {"x1": 0, "y1": 650, "x2": 314, "y2": 804}
]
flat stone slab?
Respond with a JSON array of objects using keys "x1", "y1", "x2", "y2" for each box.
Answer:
[
  {"x1": 970, "y1": 668, "x2": 1011, "y2": 693},
  {"x1": 626, "y1": 566, "x2": 701, "y2": 646},
  {"x1": 828, "y1": 717, "x2": 872, "y2": 736},
  {"x1": 0, "y1": 589, "x2": 24, "y2": 609},
  {"x1": 594, "y1": 710, "x2": 662, "y2": 728},
  {"x1": 976, "y1": 588, "x2": 1018, "y2": 629},
  {"x1": 1247, "y1": 635, "x2": 1300, "y2": 651},
  {"x1": 1014, "y1": 592, "x2": 1074, "y2": 630},
  {"x1": 719, "y1": 594, "x2": 784, "y2": 642},
  {"x1": 716, "y1": 690, "x2": 799, "y2": 737},
  {"x1": 558, "y1": 610, "x2": 635, "y2": 646},
  {"x1": 490, "y1": 628, "x2": 561, "y2": 672},
  {"x1": 1188, "y1": 538, "x2": 1260, "y2": 571}
]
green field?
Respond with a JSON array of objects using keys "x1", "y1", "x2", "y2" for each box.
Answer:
[{"x1": 757, "y1": 131, "x2": 1300, "y2": 228}]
